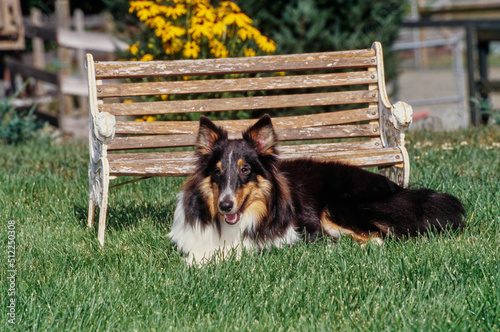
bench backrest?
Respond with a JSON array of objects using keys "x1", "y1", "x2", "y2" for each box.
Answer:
[{"x1": 87, "y1": 42, "x2": 402, "y2": 177}]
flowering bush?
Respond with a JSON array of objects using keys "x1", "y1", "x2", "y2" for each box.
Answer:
[{"x1": 127, "y1": 0, "x2": 276, "y2": 61}]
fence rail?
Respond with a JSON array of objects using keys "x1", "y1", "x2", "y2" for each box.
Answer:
[{"x1": 5, "y1": 0, "x2": 125, "y2": 134}]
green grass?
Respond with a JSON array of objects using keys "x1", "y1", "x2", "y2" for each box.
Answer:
[{"x1": 1, "y1": 127, "x2": 499, "y2": 331}]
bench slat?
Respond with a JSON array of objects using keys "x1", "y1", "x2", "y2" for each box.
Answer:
[
  {"x1": 94, "y1": 49, "x2": 376, "y2": 79},
  {"x1": 108, "y1": 123, "x2": 379, "y2": 151},
  {"x1": 102, "y1": 90, "x2": 378, "y2": 116},
  {"x1": 108, "y1": 146, "x2": 402, "y2": 177},
  {"x1": 115, "y1": 107, "x2": 378, "y2": 135},
  {"x1": 97, "y1": 71, "x2": 377, "y2": 98},
  {"x1": 108, "y1": 141, "x2": 383, "y2": 162}
]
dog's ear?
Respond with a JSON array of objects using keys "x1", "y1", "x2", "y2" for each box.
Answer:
[
  {"x1": 242, "y1": 115, "x2": 277, "y2": 156},
  {"x1": 196, "y1": 116, "x2": 227, "y2": 154}
]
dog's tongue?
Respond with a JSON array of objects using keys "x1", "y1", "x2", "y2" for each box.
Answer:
[{"x1": 225, "y1": 213, "x2": 240, "y2": 225}]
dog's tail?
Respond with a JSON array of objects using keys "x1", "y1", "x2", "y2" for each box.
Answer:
[{"x1": 364, "y1": 188, "x2": 466, "y2": 238}]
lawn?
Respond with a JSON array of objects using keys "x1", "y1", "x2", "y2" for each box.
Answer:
[{"x1": 1, "y1": 126, "x2": 499, "y2": 331}]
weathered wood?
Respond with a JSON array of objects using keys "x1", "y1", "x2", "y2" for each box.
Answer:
[
  {"x1": 57, "y1": 28, "x2": 128, "y2": 52},
  {"x1": 278, "y1": 123, "x2": 379, "y2": 141},
  {"x1": 102, "y1": 90, "x2": 378, "y2": 116},
  {"x1": 6, "y1": 58, "x2": 58, "y2": 85},
  {"x1": 31, "y1": 8, "x2": 46, "y2": 96},
  {"x1": 108, "y1": 134, "x2": 194, "y2": 150},
  {"x1": 279, "y1": 140, "x2": 383, "y2": 153},
  {"x1": 107, "y1": 142, "x2": 383, "y2": 164},
  {"x1": 57, "y1": 0, "x2": 73, "y2": 117},
  {"x1": 108, "y1": 123, "x2": 380, "y2": 151},
  {"x1": 115, "y1": 108, "x2": 378, "y2": 135},
  {"x1": 61, "y1": 76, "x2": 88, "y2": 96},
  {"x1": 98, "y1": 71, "x2": 378, "y2": 98},
  {"x1": 0, "y1": 0, "x2": 25, "y2": 50},
  {"x1": 94, "y1": 49, "x2": 376, "y2": 79},
  {"x1": 107, "y1": 146, "x2": 403, "y2": 177}
]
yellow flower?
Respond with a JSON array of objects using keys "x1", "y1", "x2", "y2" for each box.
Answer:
[
  {"x1": 209, "y1": 39, "x2": 228, "y2": 58},
  {"x1": 237, "y1": 26, "x2": 258, "y2": 41},
  {"x1": 195, "y1": 3, "x2": 217, "y2": 22},
  {"x1": 223, "y1": 12, "x2": 252, "y2": 28},
  {"x1": 244, "y1": 47, "x2": 256, "y2": 57},
  {"x1": 163, "y1": 4, "x2": 187, "y2": 19},
  {"x1": 135, "y1": 115, "x2": 157, "y2": 122},
  {"x1": 256, "y1": 35, "x2": 276, "y2": 53},
  {"x1": 155, "y1": 94, "x2": 169, "y2": 101},
  {"x1": 213, "y1": 21, "x2": 226, "y2": 37},
  {"x1": 189, "y1": 18, "x2": 213, "y2": 39},
  {"x1": 155, "y1": 22, "x2": 186, "y2": 42},
  {"x1": 219, "y1": 1, "x2": 241, "y2": 13},
  {"x1": 127, "y1": 42, "x2": 140, "y2": 56},
  {"x1": 137, "y1": 8, "x2": 153, "y2": 21},
  {"x1": 148, "y1": 4, "x2": 161, "y2": 16},
  {"x1": 128, "y1": 0, "x2": 277, "y2": 60},
  {"x1": 146, "y1": 16, "x2": 166, "y2": 29},
  {"x1": 139, "y1": 53, "x2": 154, "y2": 61},
  {"x1": 129, "y1": 1, "x2": 155, "y2": 13},
  {"x1": 183, "y1": 41, "x2": 200, "y2": 58},
  {"x1": 190, "y1": 0, "x2": 210, "y2": 7},
  {"x1": 163, "y1": 38, "x2": 184, "y2": 55}
]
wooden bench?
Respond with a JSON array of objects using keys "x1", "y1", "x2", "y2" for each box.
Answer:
[{"x1": 86, "y1": 41, "x2": 413, "y2": 245}]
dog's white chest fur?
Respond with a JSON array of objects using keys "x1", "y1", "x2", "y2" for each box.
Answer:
[
  {"x1": 168, "y1": 193, "x2": 255, "y2": 264},
  {"x1": 168, "y1": 193, "x2": 299, "y2": 265}
]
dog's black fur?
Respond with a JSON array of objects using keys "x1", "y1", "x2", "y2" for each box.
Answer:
[{"x1": 168, "y1": 115, "x2": 465, "y2": 263}]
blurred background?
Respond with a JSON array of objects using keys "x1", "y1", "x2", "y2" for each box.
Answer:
[{"x1": 2, "y1": 0, "x2": 500, "y2": 139}]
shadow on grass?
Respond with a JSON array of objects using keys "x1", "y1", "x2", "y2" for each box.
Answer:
[{"x1": 73, "y1": 200, "x2": 176, "y2": 233}]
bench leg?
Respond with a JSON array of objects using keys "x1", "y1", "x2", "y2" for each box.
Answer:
[
  {"x1": 89, "y1": 157, "x2": 110, "y2": 246},
  {"x1": 379, "y1": 165, "x2": 406, "y2": 188},
  {"x1": 97, "y1": 168, "x2": 110, "y2": 246},
  {"x1": 88, "y1": 197, "x2": 95, "y2": 228}
]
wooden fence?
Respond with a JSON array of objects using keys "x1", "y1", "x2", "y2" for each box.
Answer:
[{"x1": 6, "y1": 0, "x2": 126, "y2": 135}]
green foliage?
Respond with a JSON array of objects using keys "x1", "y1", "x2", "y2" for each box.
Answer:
[
  {"x1": 0, "y1": 82, "x2": 45, "y2": 145},
  {"x1": 471, "y1": 97, "x2": 500, "y2": 125},
  {"x1": 1, "y1": 127, "x2": 499, "y2": 330},
  {"x1": 21, "y1": 0, "x2": 105, "y2": 15},
  {"x1": 102, "y1": 0, "x2": 139, "y2": 30},
  {"x1": 237, "y1": 0, "x2": 408, "y2": 80}
]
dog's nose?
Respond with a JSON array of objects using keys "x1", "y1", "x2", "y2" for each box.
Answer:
[{"x1": 219, "y1": 200, "x2": 234, "y2": 213}]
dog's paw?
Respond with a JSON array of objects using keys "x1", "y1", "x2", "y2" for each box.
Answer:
[{"x1": 361, "y1": 237, "x2": 384, "y2": 249}]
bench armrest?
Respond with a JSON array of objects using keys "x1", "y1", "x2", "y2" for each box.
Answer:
[
  {"x1": 372, "y1": 42, "x2": 413, "y2": 148},
  {"x1": 372, "y1": 42, "x2": 412, "y2": 187},
  {"x1": 94, "y1": 111, "x2": 116, "y2": 142},
  {"x1": 379, "y1": 101, "x2": 413, "y2": 148},
  {"x1": 386, "y1": 101, "x2": 413, "y2": 130}
]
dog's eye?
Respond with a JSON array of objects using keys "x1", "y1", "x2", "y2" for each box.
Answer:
[
  {"x1": 213, "y1": 167, "x2": 221, "y2": 176},
  {"x1": 240, "y1": 166, "x2": 251, "y2": 175}
]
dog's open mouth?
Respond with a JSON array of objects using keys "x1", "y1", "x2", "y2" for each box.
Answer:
[{"x1": 224, "y1": 212, "x2": 241, "y2": 225}]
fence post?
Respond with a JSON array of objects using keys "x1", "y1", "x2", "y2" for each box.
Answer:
[
  {"x1": 31, "y1": 8, "x2": 46, "y2": 97},
  {"x1": 56, "y1": 0, "x2": 73, "y2": 123},
  {"x1": 74, "y1": 8, "x2": 88, "y2": 116}
]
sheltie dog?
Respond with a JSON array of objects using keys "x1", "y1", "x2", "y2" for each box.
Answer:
[{"x1": 168, "y1": 115, "x2": 465, "y2": 264}]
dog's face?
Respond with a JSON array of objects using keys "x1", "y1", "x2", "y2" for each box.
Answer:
[{"x1": 195, "y1": 115, "x2": 278, "y2": 226}]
